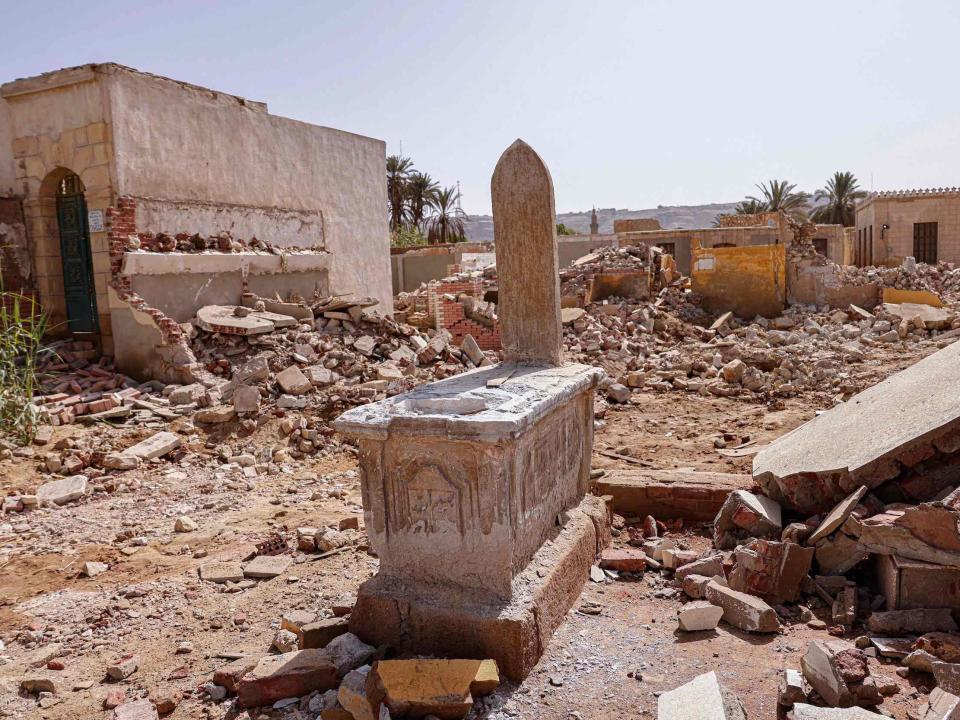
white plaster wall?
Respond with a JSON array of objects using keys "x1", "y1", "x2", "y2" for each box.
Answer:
[
  {"x1": 135, "y1": 197, "x2": 325, "y2": 248},
  {"x1": 106, "y1": 69, "x2": 393, "y2": 313},
  {"x1": 0, "y1": 98, "x2": 16, "y2": 195}
]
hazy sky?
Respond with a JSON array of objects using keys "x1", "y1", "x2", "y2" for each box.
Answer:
[{"x1": 5, "y1": 1, "x2": 960, "y2": 215}]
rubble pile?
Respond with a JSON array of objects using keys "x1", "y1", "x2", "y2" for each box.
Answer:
[
  {"x1": 558, "y1": 244, "x2": 652, "y2": 301},
  {"x1": 591, "y1": 338, "x2": 960, "y2": 716},
  {"x1": 126, "y1": 229, "x2": 321, "y2": 255},
  {"x1": 840, "y1": 260, "x2": 960, "y2": 295},
  {"x1": 30, "y1": 342, "x2": 166, "y2": 427},
  {"x1": 183, "y1": 299, "x2": 495, "y2": 447},
  {"x1": 570, "y1": 292, "x2": 960, "y2": 407}
]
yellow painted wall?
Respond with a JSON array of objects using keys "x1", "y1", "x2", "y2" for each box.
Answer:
[
  {"x1": 882, "y1": 287, "x2": 943, "y2": 308},
  {"x1": 691, "y1": 241, "x2": 786, "y2": 318}
]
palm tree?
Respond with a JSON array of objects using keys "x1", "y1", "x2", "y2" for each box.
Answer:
[
  {"x1": 425, "y1": 186, "x2": 467, "y2": 244},
  {"x1": 748, "y1": 179, "x2": 810, "y2": 217},
  {"x1": 810, "y1": 171, "x2": 867, "y2": 226},
  {"x1": 733, "y1": 198, "x2": 768, "y2": 215},
  {"x1": 406, "y1": 172, "x2": 440, "y2": 229},
  {"x1": 386, "y1": 155, "x2": 414, "y2": 232}
]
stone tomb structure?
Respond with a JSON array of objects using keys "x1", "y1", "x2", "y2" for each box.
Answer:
[{"x1": 334, "y1": 140, "x2": 607, "y2": 679}]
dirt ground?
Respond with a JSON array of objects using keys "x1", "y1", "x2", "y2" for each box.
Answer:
[{"x1": 0, "y1": 350, "x2": 939, "y2": 719}]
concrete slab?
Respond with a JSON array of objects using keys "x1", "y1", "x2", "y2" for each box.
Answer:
[
  {"x1": 657, "y1": 671, "x2": 746, "y2": 720},
  {"x1": 122, "y1": 431, "x2": 181, "y2": 460},
  {"x1": 885, "y1": 302, "x2": 954, "y2": 330},
  {"x1": 593, "y1": 468, "x2": 752, "y2": 521},
  {"x1": 36, "y1": 475, "x2": 87, "y2": 505},
  {"x1": 754, "y1": 341, "x2": 960, "y2": 513},
  {"x1": 243, "y1": 554, "x2": 292, "y2": 579},
  {"x1": 196, "y1": 305, "x2": 275, "y2": 335}
]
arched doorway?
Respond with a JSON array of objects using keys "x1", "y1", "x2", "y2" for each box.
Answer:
[{"x1": 54, "y1": 172, "x2": 98, "y2": 334}]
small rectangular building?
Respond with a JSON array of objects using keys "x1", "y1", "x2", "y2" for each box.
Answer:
[
  {"x1": 0, "y1": 63, "x2": 391, "y2": 377},
  {"x1": 855, "y1": 188, "x2": 960, "y2": 267}
]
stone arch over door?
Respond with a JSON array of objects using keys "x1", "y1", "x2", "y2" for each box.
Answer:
[{"x1": 13, "y1": 121, "x2": 115, "y2": 347}]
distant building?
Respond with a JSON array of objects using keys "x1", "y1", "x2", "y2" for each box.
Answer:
[
  {"x1": 590, "y1": 207, "x2": 599, "y2": 235},
  {"x1": 855, "y1": 188, "x2": 960, "y2": 266}
]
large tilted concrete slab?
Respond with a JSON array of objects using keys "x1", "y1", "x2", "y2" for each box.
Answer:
[{"x1": 754, "y1": 341, "x2": 960, "y2": 514}]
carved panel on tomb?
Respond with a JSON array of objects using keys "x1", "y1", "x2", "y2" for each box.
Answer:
[{"x1": 384, "y1": 444, "x2": 473, "y2": 539}]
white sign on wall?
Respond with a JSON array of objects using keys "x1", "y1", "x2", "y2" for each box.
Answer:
[{"x1": 88, "y1": 210, "x2": 104, "y2": 233}]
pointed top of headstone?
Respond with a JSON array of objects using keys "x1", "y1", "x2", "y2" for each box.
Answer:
[{"x1": 491, "y1": 140, "x2": 563, "y2": 367}]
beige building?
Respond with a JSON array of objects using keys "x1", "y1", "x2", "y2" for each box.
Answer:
[
  {"x1": 0, "y1": 63, "x2": 391, "y2": 365},
  {"x1": 855, "y1": 188, "x2": 960, "y2": 267}
]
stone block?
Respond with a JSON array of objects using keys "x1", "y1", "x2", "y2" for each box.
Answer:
[
  {"x1": 213, "y1": 656, "x2": 258, "y2": 693},
  {"x1": 276, "y1": 366, "x2": 311, "y2": 395},
  {"x1": 933, "y1": 662, "x2": 960, "y2": 695},
  {"x1": 243, "y1": 554, "x2": 291, "y2": 579},
  {"x1": 682, "y1": 574, "x2": 712, "y2": 599},
  {"x1": 792, "y1": 704, "x2": 885, "y2": 719},
  {"x1": 657, "y1": 671, "x2": 746, "y2": 720},
  {"x1": 122, "y1": 431, "x2": 181, "y2": 460},
  {"x1": 299, "y1": 617, "x2": 350, "y2": 650},
  {"x1": 195, "y1": 405, "x2": 235, "y2": 423},
  {"x1": 598, "y1": 547, "x2": 646, "y2": 572},
  {"x1": 807, "y1": 486, "x2": 868, "y2": 545},
  {"x1": 233, "y1": 385, "x2": 261, "y2": 413},
  {"x1": 713, "y1": 490, "x2": 782, "y2": 550},
  {"x1": 675, "y1": 554, "x2": 724, "y2": 580},
  {"x1": 800, "y1": 639, "x2": 873, "y2": 708},
  {"x1": 867, "y1": 608, "x2": 958, "y2": 635},
  {"x1": 305, "y1": 365, "x2": 339, "y2": 387},
  {"x1": 816, "y1": 533, "x2": 870, "y2": 576},
  {"x1": 325, "y1": 633, "x2": 375, "y2": 677},
  {"x1": 199, "y1": 561, "x2": 244, "y2": 584},
  {"x1": 36, "y1": 475, "x2": 87, "y2": 505},
  {"x1": 371, "y1": 658, "x2": 499, "y2": 719},
  {"x1": 704, "y1": 579, "x2": 779, "y2": 633},
  {"x1": 677, "y1": 601, "x2": 723, "y2": 631},
  {"x1": 754, "y1": 340, "x2": 960, "y2": 514},
  {"x1": 728, "y1": 539, "x2": 813, "y2": 603},
  {"x1": 237, "y1": 650, "x2": 339, "y2": 708},
  {"x1": 923, "y1": 689, "x2": 960, "y2": 720},
  {"x1": 779, "y1": 668, "x2": 808, "y2": 707}
]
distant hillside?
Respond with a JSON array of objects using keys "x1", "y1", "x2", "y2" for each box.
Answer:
[{"x1": 463, "y1": 202, "x2": 739, "y2": 241}]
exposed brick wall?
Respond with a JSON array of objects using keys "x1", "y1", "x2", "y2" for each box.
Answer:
[
  {"x1": 427, "y1": 277, "x2": 501, "y2": 351},
  {"x1": 106, "y1": 196, "x2": 184, "y2": 345},
  {"x1": 0, "y1": 196, "x2": 36, "y2": 311}
]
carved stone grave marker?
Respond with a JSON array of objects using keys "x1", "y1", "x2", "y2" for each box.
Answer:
[{"x1": 491, "y1": 140, "x2": 563, "y2": 367}]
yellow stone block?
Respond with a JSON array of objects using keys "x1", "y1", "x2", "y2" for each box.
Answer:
[
  {"x1": 92, "y1": 142, "x2": 111, "y2": 166},
  {"x1": 87, "y1": 121, "x2": 107, "y2": 144},
  {"x1": 372, "y1": 658, "x2": 500, "y2": 719},
  {"x1": 12, "y1": 136, "x2": 38, "y2": 158},
  {"x1": 80, "y1": 164, "x2": 111, "y2": 192},
  {"x1": 73, "y1": 125, "x2": 89, "y2": 147},
  {"x1": 71, "y1": 145, "x2": 94, "y2": 175},
  {"x1": 24, "y1": 155, "x2": 46, "y2": 180}
]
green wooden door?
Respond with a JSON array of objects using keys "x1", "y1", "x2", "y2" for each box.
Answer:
[{"x1": 56, "y1": 194, "x2": 98, "y2": 333}]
